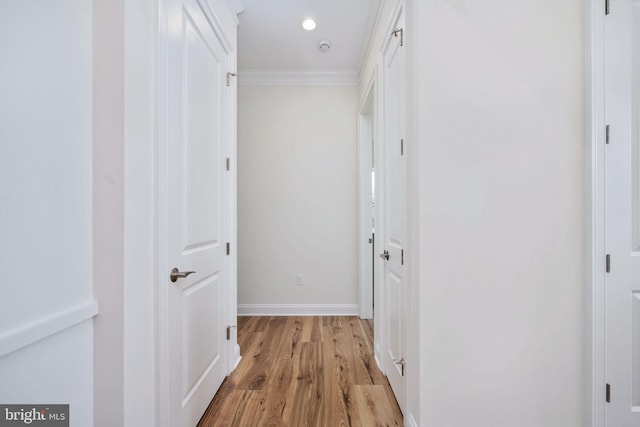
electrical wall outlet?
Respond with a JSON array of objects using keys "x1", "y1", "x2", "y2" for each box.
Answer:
[{"x1": 296, "y1": 274, "x2": 304, "y2": 285}]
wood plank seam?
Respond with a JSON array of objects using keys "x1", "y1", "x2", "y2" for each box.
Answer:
[{"x1": 197, "y1": 316, "x2": 402, "y2": 426}]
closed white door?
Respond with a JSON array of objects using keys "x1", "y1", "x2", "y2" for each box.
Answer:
[
  {"x1": 382, "y1": 13, "x2": 406, "y2": 412},
  {"x1": 165, "y1": 0, "x2": 230, "y2": 425},
  {"x1": 605, "y1": 1, "x2": 640, "y2": 425}
]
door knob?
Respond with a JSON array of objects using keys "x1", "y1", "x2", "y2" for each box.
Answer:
[
  {"x1": 170, "y1": 267, "x2": 196, "y2": 283},
  {"x1": 379, "y1": 250, "x2": 389, "y2": 261}
]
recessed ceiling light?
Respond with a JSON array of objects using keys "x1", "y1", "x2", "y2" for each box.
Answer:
[{"x1": 302, "y1": 18, "x2": 316, "y2": 31}]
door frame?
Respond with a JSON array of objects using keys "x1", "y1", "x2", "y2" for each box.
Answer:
[
  {"x1": 373, "y1": 52, "x2": 389, "y2": 377},
  {"x1": 358, "y1": 66, "x2": 388, "y2": 372},
  {"x1": 358, "y1": 74, "x2": 376, "y2": 321},
  {"x1": 226, "y1": 46, "x2": 241, "y2": 374},
  {"x1": 587, "y1": 1, "x2": 606, "y2": 426}
]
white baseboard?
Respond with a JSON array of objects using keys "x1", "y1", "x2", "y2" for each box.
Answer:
[
  {"x1": 406, "y1": 414, "x2": 418, "y2": 427},
  {"x1": 232, "y1": 344, "x2": 241, "y2": 371},
  {"x1": 237, "y1": 304, "x2": 359, "y2": 316},
  {"x1": 374, "y1": 354, "x2": 383, "y2": 373}
]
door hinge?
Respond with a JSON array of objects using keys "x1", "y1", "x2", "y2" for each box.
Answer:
[
  {"x1": 226, "y1": 242, "x2": 230, "y2": 255},
  {"x1": 401, "y1": 249, "x2": 404, "y2": 265},
  {"x1": 606, "y1": 383, "x2": 611, "y2": 402},
  {"x1": 606, "y1": 254, "x2": 611, "y2": 273},
  {"x1": 392, "y1": 28, "x2": 404, "y2": 47},
  {"x1": 605, "y1": 124, "x2": 610, "y2": 145},
  {"x1": 226, "y1": 157, "x2": 230, "y2": 171},
  {"x1": 401, "y1": 139, "x2": 404, "y2": 155},
  {"x1": 226, "y1": 72, "x2": 237, "y2": 87},
  {"x1": 226, "y1": 325, "x2": 237, "y2": 340},
  {"x1": 396, "y1": 358, "x2": 405, "y2": 376},
  {"x1": 605, "y1": 0, "x2": 610, "y2": 15}
]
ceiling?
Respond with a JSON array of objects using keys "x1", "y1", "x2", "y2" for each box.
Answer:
[{"x1": 236, "y1": 0, "x2": 381, "y2": 72}]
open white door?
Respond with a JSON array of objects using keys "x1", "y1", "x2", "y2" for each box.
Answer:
[
  {"x1": 605, "y1": 1, "x2": 640, "y2": 425},
  {"x1": 163, "y1": 0, "x2": 231, "y2": 425},
  {"x1": 381, "y1": 9, "x2": 406, "y2": 413}
]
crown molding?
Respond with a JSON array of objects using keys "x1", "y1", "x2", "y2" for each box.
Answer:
[
  {"x1": 227, "y1": 0, "x2": 244, "y2": 15},
  {"x1": 238, "y1": 69, "x2": 359, "y2": 86},
  {"x1": 358, "y1": 0, "x2": 384, "y2": 74}
]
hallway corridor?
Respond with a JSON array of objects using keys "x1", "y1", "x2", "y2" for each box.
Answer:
[{"x1": 197, "y1": 316, "x2": 402, "y2": 426}]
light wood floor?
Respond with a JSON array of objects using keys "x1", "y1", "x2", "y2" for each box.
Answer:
[{"x1": 197, "y1": 316, "x2": 403, "y2": 427}]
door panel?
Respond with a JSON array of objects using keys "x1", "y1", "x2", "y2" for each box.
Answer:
[
  {"x1": 184, "y1": 11, "x2": 222, "y2": 249},
  {"x1": 167, "y1": 0, "x2": 229, "y2": 425},
  {"x1": 183, "y1": 275, "x2": 222, "y2": 398},
  {"x1": 382, "y1": 12, "x2": 406, "y2": 412},
  {"x1": 605, "y1": 1, "x2": 640, "y2": 425}
]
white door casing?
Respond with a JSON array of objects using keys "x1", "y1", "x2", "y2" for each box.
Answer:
[
  {"x1": 381, "y1": 8, "x2": 406, "y2": 413},
  {"x1": 359, "y1": 77, "x2": 376, "y2": 321},
  {"x1": 161, "y1": 0, "x2": 232, "y2": 425},
  {"x1": 605, "y1": 0, "x2": 640, "y2": 425}
]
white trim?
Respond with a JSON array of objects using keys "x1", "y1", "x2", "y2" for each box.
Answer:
[
  {"x1": 358, "y1": 74, "x2": 376, "y2": 321},
  {"x1": 587, "y1": 1, "x2": 606, "y2": 426},
  {"x1": 0, "y1": 300, "x2": 98, "y2": 357},
  {"x1": 227, "y1": 0, "x2": 244, "y2": 17},
  {"x1": 156, "y1": 1, "x2": 171, "y2": 426},
  {"x1": 238, "y1": 69, "x2": 358, "y2": 86},
  {"x1": 406, "y1": 414, "x2": 419, "y2": 427},
  {"x1": 226, "y1": 48, "x2": 239, "y2": 375},
  {"x1": 380, "y1": 0, "x2": 404, "y2": 54},
  {"x1": 374, "y1": 52, "x2": 387, "y2": 377},
  {"x1": 358, "y1": 0, "x2": 384, "y2": 74},
  {"x1": 359, "y1": 68, "x2": 376, "y2": 112},
  {"x1": 237, "y1": 304, "x2": 359, "y2": 316},
  {"x1": 374, "y1": 354, "x2": 384, "y2": 375},
  {"x1": 231, "y1": 346, "x2": 241, "y2": 370},
  {"x1": 199, "y1": 0, "x2": 234, "y2": 53}
]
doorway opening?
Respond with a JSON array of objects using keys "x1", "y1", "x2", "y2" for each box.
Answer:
[{"x1": 359, "y1": 80, "x2": 376, "y2": 324}]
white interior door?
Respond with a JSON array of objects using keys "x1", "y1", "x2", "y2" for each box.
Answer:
[
  {"x1": 605, "y1": 1, "x2": 640, "y2": 425},
  {"x1": 166, "y1": 0, "x2": 230, "y2": 425},
  {"x1": 382, "y1": 13, "x2": 406, "y2": 413}
]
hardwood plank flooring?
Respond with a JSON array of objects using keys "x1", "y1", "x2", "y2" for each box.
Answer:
[{"x1": 197, "y1": 316, "x2": 402, "y2": 427}]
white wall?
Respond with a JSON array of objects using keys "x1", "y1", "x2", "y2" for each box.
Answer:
[
  {"x1": 123, "y1": 0, "x2": 157, "y2": 425},
  {"x1": 0, "y1": 1, "x2": 96, "y2": 425},
  {"x1": 93, "y1": 0, "x2": 159, "y2": 425},
  {"x1": 409, "y1": 0, "x2": 585, "y2": 426},
  {"x1": 237, "y1": 85, "x2": 359, "y2": 312},
  {"x1": 93, "y1": 0, "x2": 125, "y2": 425}
]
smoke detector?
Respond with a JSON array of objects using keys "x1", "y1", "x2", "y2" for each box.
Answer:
[{"x1": 318, "y1": 40, "x2": 331, "y2": 53}]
